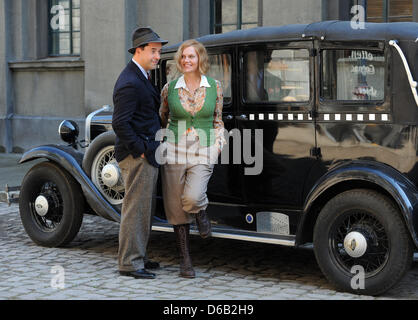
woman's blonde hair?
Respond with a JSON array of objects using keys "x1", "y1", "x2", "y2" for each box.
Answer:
[{"x1": 175, "y1": 39, "x2": 209, "y2": 75}]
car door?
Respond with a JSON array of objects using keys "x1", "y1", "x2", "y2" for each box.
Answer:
[
  {"x1": 235, "y1": 41, "x2": 317, "y2": 232},
  {"x1": 203, "y1": 49, "x2": 249, "y2": 228},
  {"x1": 310, "y1": 41, "x2": 393, "y2": 185},
  {"x1": 204, "y1": 49, "x2": 242, "y2": 202}
]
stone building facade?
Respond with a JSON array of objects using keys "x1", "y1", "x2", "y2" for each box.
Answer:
[{"x1": 0, "y1": 0, "x2": 416, "y2": 152}]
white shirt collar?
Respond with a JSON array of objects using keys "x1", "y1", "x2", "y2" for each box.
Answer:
[
  {"x1": 175, "y1": 75, "x2": 211, "y2": 90},
  {"x1": 131, "y1": 58, "x2": 149, "y2": 79}
]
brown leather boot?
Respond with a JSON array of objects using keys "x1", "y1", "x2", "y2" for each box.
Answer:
[
  {"x1": 173, "y1": 224, "x2": 195, "y2": 278},
  {"x1": 195, "y1": 210, "x2": 212, "y2": 238}
]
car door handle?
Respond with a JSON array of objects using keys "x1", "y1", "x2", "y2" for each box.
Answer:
[
  {"x1": 236, "y1": 114, "x2": 247, "y2": 120},
  {"x1": 224, "y1": 115, "x2": 234, "y2": 121}
]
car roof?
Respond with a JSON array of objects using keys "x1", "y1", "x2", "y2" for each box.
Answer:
[{"x1": 163, "y1": 21, "x2": 418, "y2": 52}]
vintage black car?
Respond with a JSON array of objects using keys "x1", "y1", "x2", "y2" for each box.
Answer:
[{"x1": 18, "y1": 21, "x2": 418, "y2": 295}]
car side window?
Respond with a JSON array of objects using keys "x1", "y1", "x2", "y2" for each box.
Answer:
[
  {"x1": 207, "y1": 54, "x2": 232, "y2": 104},
  {"x1": 244, "y1": 49, "x2": 310, "y2": 103},
  {"x1": 321, "y1": 49, "x2": 385, "y2": 101},
  {"x1": 164, "y1": 53, "x2": 232, "y2": 105}
]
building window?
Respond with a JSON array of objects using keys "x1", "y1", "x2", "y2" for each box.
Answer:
[
  {"x1": 367, "y1": 0, "x2": 413, "y2": 22},
  {"x1": 48, "y1": 0, "x2": 80, "y2": 56},
  {"x1": 211, "y1": 0, "x2": 261, "y2": 34}
]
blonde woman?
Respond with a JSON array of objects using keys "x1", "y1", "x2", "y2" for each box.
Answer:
[{"x1": 160, "y1": 39, "x2": 225, "y2": 278}]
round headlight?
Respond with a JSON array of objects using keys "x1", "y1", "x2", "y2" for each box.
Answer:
[{"x1": 59, "y1": 120, "x2": 79, "y2": 144}]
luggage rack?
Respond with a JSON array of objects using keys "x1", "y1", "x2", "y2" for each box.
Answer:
[{"x1": 0, "y1": 184, "x2": 20, "y2": 206}]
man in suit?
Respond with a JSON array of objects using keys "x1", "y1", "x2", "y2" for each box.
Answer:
[{"x1": 112, "y1": 27, "x2": 168, "y2": 279}]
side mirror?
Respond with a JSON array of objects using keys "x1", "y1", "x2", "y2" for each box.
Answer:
[{"x1": 59, "y1": 120, "x2": 79, "y2": 148}]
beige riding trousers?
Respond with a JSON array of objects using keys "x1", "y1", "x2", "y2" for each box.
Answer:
[{"x1": 161, "y1": 135, "x2": 216, "y2": 225}]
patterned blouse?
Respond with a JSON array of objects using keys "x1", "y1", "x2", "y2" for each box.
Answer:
[{"x1": 160, "y1": 75, "x2": 226, "y2": 152}]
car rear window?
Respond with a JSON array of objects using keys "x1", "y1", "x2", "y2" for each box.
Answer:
[{"x1": 321, "y1": 49, "x2": 385, "y2": 101}]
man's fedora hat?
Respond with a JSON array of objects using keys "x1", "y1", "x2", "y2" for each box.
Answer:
[{"x1": 128, "y1": 27, "x2": 168, "y2": 54}]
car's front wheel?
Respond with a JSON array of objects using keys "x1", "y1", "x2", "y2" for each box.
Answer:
[
  {"x1": 313, "y1": 189, "x2": 413, "y2": 296},
  {"x1": 82, "y1": 131, "x2": 124, "y2": 206},
  {"x1": 19, "y1": 161, "x2": 84, "y2": 247}
]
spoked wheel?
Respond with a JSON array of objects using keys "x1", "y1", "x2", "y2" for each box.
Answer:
[
  {"x1": 31, "y1": 181, "x2": 64, "y2": 232},
  {"x1": 19, "y1": 162, "x2": 84, "y2": 247},
  {"x1": 91, "y1": 145, "x2": 125, "y2": 205},
  {"x1": 313, "y1": 189, "x2": 413, "y2": 296},
  {"x1": 82, "y1": 131, "x2": 124, "y2": 206},
  {"x1": 331, "y1": 211, "x2": 389, "y2": 277}
]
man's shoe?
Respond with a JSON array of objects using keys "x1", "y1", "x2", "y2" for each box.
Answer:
[
  {"x1": 144, "y1": 260, "x2": 160, "y2": 270},
  {"x1": 119, "y1": 269, "x2": 156, "y2": 279}
]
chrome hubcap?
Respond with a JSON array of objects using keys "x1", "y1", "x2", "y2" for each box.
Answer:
[
  {"x1": 344, "y1": 231, "x2": 368, "y2": 258},
  {"x1": 34, "y1": 195, "x2": 49, "y2": 217},
  {"x1": 101, "y1": 163, "x2": 121, "y2": 188}
]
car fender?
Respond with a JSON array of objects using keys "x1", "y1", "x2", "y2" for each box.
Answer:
[
  {"x1": 299, "y1": 160, "x2": 418, "y2": 247},
  {"x1": 20, "y1": 145, "x2": 121, "y2": 223}
]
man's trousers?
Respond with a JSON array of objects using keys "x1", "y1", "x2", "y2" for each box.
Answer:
[{"x1": 118, "y1": 154, "x2": 158, "y2": 272}]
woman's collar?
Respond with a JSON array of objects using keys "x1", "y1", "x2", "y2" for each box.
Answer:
[{"x1": 175, "y1": 75, "x2": 211, "y2": 90}]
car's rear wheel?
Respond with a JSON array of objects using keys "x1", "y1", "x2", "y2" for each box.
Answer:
[
  {"x1": 313, "y1": 189, "x2": 413, "y2": 295},
  {"x1": 82, "y1": 131, "x2": 124, "y2": 206},
  {"x1": 19, "y1": 161, "x2": 84, "y2": 247}
]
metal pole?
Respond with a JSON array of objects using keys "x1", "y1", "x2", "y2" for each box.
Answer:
[
  {"x1": 237, "y1": 0, "x2": 242, "y2": 30},
  {"x1": 383, "y1": 0, "x2": 389, "y2": 22},
  {"x1": 258, "y1": 0, "x2": 263, "y2": 26},
  {"x1": 69, "y1": 0, "x2": 73, "y2": 54}
]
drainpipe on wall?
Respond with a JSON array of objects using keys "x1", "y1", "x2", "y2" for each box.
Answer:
[
  {"x1": 184, "y1": 0, "x2": 210, "y2": 40},
  {"x1": 125, "y1": 0, "x2": 138, "y2": 64},
  {"x1": 4, "y1": 0, "x2": 14, "y2": 153}
]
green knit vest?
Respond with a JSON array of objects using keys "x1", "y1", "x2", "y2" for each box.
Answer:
[{"x1": 167, "y1": 76, "x2": 217, "y2": 147}]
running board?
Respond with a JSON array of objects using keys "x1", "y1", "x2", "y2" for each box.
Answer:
[{"x1": 152, "y1": 225, "x2": 296, "y2": 247}]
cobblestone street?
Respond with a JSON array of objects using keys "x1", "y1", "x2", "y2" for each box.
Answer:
[{"x1": 1, "y1": 202, "x2": 418, "y2": 300}]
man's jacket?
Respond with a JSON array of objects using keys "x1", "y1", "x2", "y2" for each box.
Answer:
[{"x1": 112, "y1": 60, "x2": 161, "y2": 167}]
